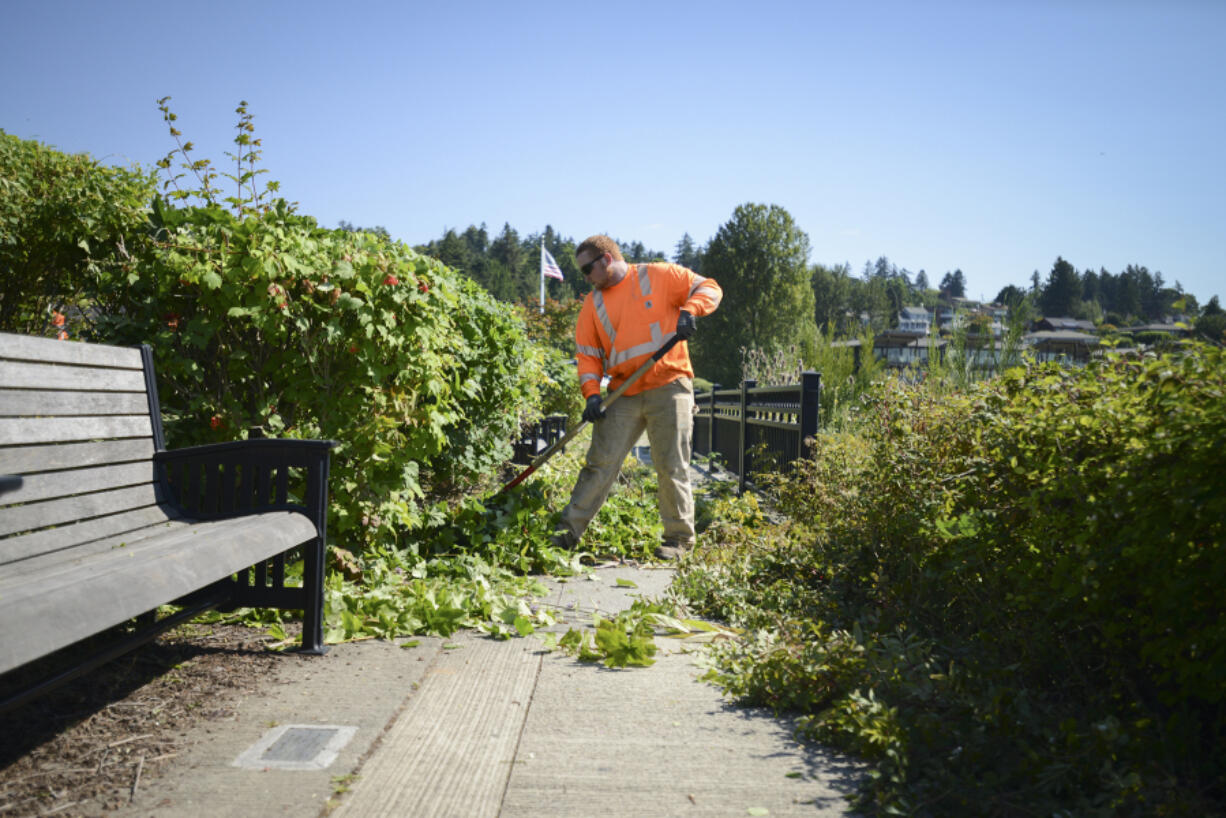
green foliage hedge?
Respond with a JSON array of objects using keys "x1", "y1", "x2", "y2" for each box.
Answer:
[
  {"x1": 92, "y1": 197, "x2": 544, "y2": 549},
  {"x1": 680, "y1": 345, "x2": 1225, "y2": 815},
  {"x1": 0, "y1": 130, "x2": 154, "y2": 334}
]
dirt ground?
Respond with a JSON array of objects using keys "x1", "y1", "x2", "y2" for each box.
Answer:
[{"x1": 0, "y1": 620, "x2": 298, "y2": 817}]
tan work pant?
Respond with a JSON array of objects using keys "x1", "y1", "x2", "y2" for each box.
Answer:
[{"x1": 561, "y1": 377, "x2": 695, "y2": 546}]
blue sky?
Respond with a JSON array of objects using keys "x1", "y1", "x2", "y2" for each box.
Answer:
[{"x1": 3, "y1": 0, "x2": 1223, "y2": 304}]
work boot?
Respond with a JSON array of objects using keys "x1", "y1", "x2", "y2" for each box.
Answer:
[
  {"x1": 549, "y1": 529, "x2": 577, "y2": 550},
  {"x1": 654, "y1": 539, "x2": 692, "y2": 561}
]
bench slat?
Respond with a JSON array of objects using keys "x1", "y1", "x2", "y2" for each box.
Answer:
[
  {"x1": 0, "y1": 389, "x2": 150, "y2": 417},
  {"x1": 0, "y1": 438, "x2": 155, "y2": 474},
  {"x1": 0, "y1": 415, "x2": 153, "y2": 446},
  {"x1": 0, "y1": 360, "x2": 147, "y2": 392},
  {"x1": 1, "y1": 462, "x2": 154, "y2": 506},
  {"x1": 0, "y1": 483, "x2": 160, "y2": 538},
  {"x1": 0, "y1": 332, "x2": 144, "y2": 369},
  {"x1": 1, "y1": 505, "x2": 180, "y2": 567},
  {"x1": 0, "y1": 510, "x2": 318, "y2": 674},
  {"x1": 4, "y1": 515, "x2": 195, "y2": 581}
]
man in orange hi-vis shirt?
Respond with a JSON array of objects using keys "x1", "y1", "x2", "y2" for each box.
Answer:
[{"x1": 553, "y1": 235, "x2": 723, "y2": 560}]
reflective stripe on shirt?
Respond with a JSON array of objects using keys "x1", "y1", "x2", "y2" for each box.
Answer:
[
  {"x1": 592, "y1": 291, "x2": 617, "y2": 346},
  {"x1": 636, "y1": 264, "x2": 652, "y2": 297},
  {"x1": 608, "y1": 324, "x2": 669, "y2": 368}
]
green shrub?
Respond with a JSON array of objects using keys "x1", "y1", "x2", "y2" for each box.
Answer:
[
  {"x1": 513, "y1": 298, "x2": 585, "y2": 426},
  {"x1": 0, "y1": 131, "x2": 154, "y2": 334},
  {"x1": 93, "y1": 198, "x2": 542, "y2": 550},
  {"x1": 76, "y1": 99, "x2": 544, "y2": 552},
  {"x1": 683, "y1": 345, "x2": 1226, "y2": 815}
]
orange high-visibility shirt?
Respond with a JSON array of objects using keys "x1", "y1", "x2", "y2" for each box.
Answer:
[{"x1": 574, "y1": 263, "x2": 722, "y2": 400}]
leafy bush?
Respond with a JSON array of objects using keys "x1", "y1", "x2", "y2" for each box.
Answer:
[
  {"x1": 93, "y1": 195, "x2": 544, "y2": 549},
  {"x1": 512, "y1": 298, "x2": 585, "y2": 426},
  {"x1": 61, "y1": 100, "x2": 544, "y2": 551},
  {"x1": 0, "y1": 131, "x2": 154, "y2": 334},
  {"x1": 681, "y1": 345, "x2": 1226, "y2": 815}
]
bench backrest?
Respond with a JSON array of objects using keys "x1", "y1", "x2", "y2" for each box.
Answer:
[{"x1": 0, "y1": 332, "x2": 169, "y2": 567}]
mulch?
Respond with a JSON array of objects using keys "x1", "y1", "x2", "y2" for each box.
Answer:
[{"x1": 0, "y1": 621, "x2": 293, "y2": 817}]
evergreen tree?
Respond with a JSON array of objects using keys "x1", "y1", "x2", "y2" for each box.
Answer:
[
  {"x1": 940, "y1": 269, "x2": 967, "y2": 298},
  {"x1": 433, "y1": 229, "x2": 468, "y2": 272},
  {"x1": 811, "y1": 262, "x2": 854, "y2": 335},
  {"x1": 996, "y1": 284, "x2": 1026, "y2": 308},
  {"x1": 874, "y1": 255, "x2": 893, "y2": 280},
  {"x1": 1196, "y1": 295, "x2": 1225, "y2": 341},
  {"x1": 1116, "y1": 267, "x2": 1144, "y2": 321},
  {"x1": 674, "y1": 233, "x2": 702, "y2": 272},
  {"x1": 338, "y1": 220, "x2": 390, "y2": 241},
  {"x1": 692, "y1": 203, "x2": 817, "y2": 386},
  {"x1": 1040, "y1": 257, "x2": 1082, "y2": 317},
  {"x1": 1082, "y1": 268, "x2": 1100, "y2": 305}
]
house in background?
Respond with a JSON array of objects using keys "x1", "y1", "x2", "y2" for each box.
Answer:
[
  {"x1": 1126, "y1": 321, "x2": 1190, "y2": 338},
  {"x1": 1023, "y1": 329, "x2": 1099, "y2": 363},
  {"x1": 898, "y1": 306, "x2": 931, "y2": 333},
  {"x1": 1033, "y1": 316, "x2": 1096, "y2": 333}
]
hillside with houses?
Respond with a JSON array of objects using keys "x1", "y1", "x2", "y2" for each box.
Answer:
[{"x1": 842, "y1": 295, "x2": 1198, "y2": 372}]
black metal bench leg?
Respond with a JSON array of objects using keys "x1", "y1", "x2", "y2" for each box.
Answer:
[{"x1": 298, "y1": 536, "x2": 327, "y2": 655}]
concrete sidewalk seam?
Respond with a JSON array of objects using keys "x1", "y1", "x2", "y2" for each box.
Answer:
[
  {"x1": 495, "y1": 639, "x2": 547, "y2": 813},
  {"x1": 319, "y1": 640, "x2": 446, "y2": 816}
]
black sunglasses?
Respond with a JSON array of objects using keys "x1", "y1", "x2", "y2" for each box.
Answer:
[{"x1": 580, "y1": 253, "x2": 605, "y2": 276}]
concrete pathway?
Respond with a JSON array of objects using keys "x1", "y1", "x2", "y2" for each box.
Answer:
[
  {"x1": 118, "y1": 455, "x2": 860, "y2": 817},
  {"x1": 119, "y1": 564, "x2": 859, "y2": 817}
]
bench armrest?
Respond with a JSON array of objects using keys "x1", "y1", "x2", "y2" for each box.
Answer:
[
  {"x1": 154, "y1": 438, "x2": 337, "y2": 655},
  {"x1": 154, "y1": 438, "x2": 338, "y2": 527}
]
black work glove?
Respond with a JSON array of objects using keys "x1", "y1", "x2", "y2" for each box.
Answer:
[
  {"x1": 675, "y1": 309, "x2": 696, "y2": 340},
  {"x1": 582, "y1": 394, "x2": 606, "y2": 423}
]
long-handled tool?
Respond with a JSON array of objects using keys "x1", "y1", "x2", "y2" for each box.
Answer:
[{"x1": 497, "y1": 334, "x2": 681, "y2": 496}]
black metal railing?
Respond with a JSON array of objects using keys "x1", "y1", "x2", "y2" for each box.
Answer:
[
  {"x1": 513, "y1": 414, "x2": 568, "y2": 465},
  {"x1": 693, "y1": 371, "x2": 821, "y2": 493}
]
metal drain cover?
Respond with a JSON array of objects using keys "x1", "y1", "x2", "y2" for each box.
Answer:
[{"x1": 233, "y1": 724, "x2": 357, "y2": 770}]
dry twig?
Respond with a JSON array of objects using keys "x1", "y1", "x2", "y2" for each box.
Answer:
[{"x1": 129, "y1": 755, "x2": 145, "y2": 803}]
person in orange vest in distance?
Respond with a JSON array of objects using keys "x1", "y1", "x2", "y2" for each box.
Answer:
[{"x1": 552, "y1": 235, "x2": 723, "y2": 560}]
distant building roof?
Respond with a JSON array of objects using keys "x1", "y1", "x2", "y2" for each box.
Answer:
[
  {"x1": 1127, "y1": 323, "x2": 1188, "y2": 335},
  {"x1": 1025, "y1": 330, "x2": 1100, "y2": 344},
  {"x1": 1035, "y1": 317, "x2": 1095, "y2": 332},
  {"x1": 874, "y1": 330, "x2": 924, "y2": 348}
]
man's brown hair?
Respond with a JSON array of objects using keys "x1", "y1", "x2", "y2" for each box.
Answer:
[{"x1": 576, "y1": 235, "x2": 623, "y2": 262}]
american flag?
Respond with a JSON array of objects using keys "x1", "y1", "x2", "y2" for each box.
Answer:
[{"x1": 541, "y1": 247, "x2": 564, "y2": 280}]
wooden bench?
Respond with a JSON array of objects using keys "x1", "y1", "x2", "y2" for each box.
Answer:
[{"x1": 0, "y1": 332, "x2": 335, "y2": 712}]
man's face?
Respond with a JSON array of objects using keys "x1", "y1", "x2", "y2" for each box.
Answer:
[{"x1": 577, "y1": 250, "x2": 613, "y2": 290}]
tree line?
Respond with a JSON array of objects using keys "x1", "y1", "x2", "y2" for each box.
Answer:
[{"x1": 351, "y1": 205, "x2": 1221, "y2": 387}]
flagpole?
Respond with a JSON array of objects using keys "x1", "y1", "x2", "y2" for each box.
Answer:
[{"x1": 539, "y1": 240, "x2": 546, "y2": 314}]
